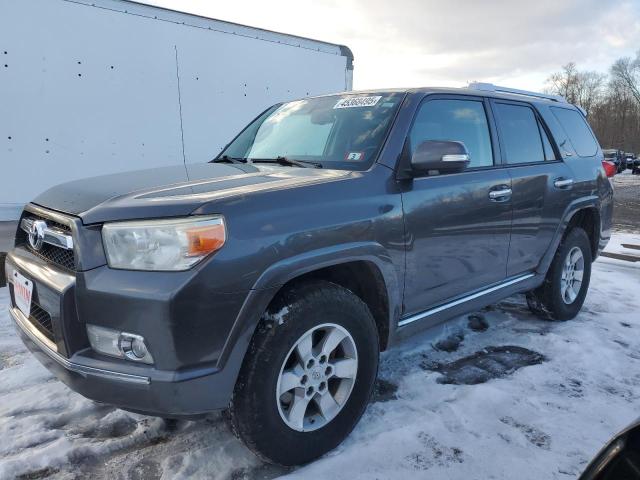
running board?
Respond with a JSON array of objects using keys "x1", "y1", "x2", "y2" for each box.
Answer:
[{"x1": 398, "y1": 273, "x2": 535, "y2": 327}]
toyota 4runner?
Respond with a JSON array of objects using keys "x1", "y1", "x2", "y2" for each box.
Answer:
[{"x1": 5, "y1": 83, "x2": 613, "y2": 465}]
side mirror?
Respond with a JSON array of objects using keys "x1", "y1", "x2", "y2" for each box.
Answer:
[{"x1": 410, "y1": 140, "x2": 470, "y2": 176}]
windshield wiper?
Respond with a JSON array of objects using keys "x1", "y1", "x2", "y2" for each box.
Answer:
[
  {"x1": 211, "y1": 155, "x2": 248, "y2": 164},
  {"x1": 250, "y1": 156, "x2": 323, "y2": 169}
]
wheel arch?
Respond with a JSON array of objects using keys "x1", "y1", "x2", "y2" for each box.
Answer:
[
  {"x1": 216, "y1": 243, "x2": 402, "y2": 381},
  {"x1": 537, "y1": 197, "x2": 601, "y2": 275},
  {"x1": 272, "y1": 260, "x2": 392, "y2": 352},
  {"x1": 565, "y1": 207, "x2": 600, "y2": 259}
]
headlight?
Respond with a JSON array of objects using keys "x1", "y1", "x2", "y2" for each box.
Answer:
[{"x1": 102, "y1": 215, "x2": 226, "y2": 271}]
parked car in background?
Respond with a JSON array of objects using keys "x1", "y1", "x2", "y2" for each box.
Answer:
[
  {"x1": 625, "y1": 152, "x2": 640, "y2": 174},
  {"x1": 603, "y1": 149, "x2": 625, "y2": 173},
  {"x1": 5, "y1": 83, "x2": 613, "y2": 465}
]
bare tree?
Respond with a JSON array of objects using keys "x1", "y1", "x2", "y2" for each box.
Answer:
[
  {"x1": 611, "y1": 51, "x2": 640, "y2": 105},
  {"x1": 547, "y1": 62, "x2": 579, "y2": 102},
  {"x1": 546, "y1": 64, "x2": 605, "y2": 116},
  {"x1": 546, "y1": 58, "x2": 640, "y2": 153}
]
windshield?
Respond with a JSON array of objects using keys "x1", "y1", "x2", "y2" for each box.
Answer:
[
  {"x1": 218, "y1": 92, "x2": 404, "y2": 170},
  {"x1": 603, "y1": 151, "x2": 616, "y2": 158}
]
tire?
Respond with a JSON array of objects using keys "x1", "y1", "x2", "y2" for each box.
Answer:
[
  {"x1": 229, "y1": 280, "x2": 379, "y2": 466},
  {"x1": 526, "y1": 227, "x2": 592, "y2": 321}
]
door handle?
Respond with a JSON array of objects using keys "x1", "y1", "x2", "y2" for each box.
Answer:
[
  {"x1": 554, "y1": 178, "x2": 574, "y2": 189},
  {"x1": 489, "y1": 188, "x2": 512, "y2": 200}
]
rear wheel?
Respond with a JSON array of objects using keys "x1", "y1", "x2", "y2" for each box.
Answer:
[
  {"x1": 229, "y1": 280, "x2": 379, "y2": 466},
  {"x1": 526, "y1": 227, "x2": 592, "y2": 321}
]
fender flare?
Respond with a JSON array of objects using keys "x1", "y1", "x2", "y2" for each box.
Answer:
[
  {"x1": 537, "y1": 195, "x2": 601, "y2": 275},
  {"x1": 216, "y1": 242, "x2": 402, "y2": 373}
]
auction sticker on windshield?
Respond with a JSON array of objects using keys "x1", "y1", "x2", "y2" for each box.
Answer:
[
  {"x1": 12, "y1": 271, "x2": 33, "y2": 318},
  {"x1": 334, "y1": 96, "x2": 382, "y2": 109}
]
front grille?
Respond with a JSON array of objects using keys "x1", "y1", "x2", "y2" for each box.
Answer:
[
  {"x1": 29, "y1": 302, "x2": 55, "y2": 343},
  {"x1": 29, "y1": 243, "x2": 76, "y2": 271},
  {"x1": 15, "y1": 214, "x2": 76, "y2": 271}
]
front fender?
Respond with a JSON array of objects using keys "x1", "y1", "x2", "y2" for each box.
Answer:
[{"x1": 216, "y1": 241, "x2": 402, "y2": 371}]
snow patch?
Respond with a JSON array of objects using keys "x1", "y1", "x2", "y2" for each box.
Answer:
[{"x1": 265, "y1": 306, "x2": 290, "y2": 325}]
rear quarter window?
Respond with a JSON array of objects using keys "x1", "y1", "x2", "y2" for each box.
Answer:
[{"x1": 550, "y1": 107, "x2": 598, "y2": 157}]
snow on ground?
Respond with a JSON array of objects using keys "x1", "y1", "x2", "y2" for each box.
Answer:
[{"x1": 1, "y1": 233, "x2": 639, "y2": 480}]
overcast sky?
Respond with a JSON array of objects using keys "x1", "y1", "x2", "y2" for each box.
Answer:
[{"x1": 143, "y1": 0, "x2": 640, "y2": 91}]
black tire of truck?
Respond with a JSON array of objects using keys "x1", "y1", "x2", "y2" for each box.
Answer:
[
  {"x1": 228, "y1": 279, "x2": 379, "y2": 466},
  {"x1": 526, "y1": 227, "x2": 592, "y2": 321}
]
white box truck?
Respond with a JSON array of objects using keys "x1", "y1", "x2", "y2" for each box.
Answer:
[{"x1": 0, "y1": 0, "x2": 353, "y2": 276}]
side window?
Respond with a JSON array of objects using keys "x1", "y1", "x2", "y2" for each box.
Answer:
[
  {"x1": 550, "y1": 107, "x2": 598, "y2": 157},
  {"x1": 409, "y1": 99, "x2": 493, "y2": 168},
  {"x1": 539, "y1": 122, "x2": 557, "y2": 161},
  {"x1": 494, "y1": 103, "x2": 545, "y2": 164}
]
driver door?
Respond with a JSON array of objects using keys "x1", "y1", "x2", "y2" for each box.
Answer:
[{"x1": 401, "y1": 95, "x2": 512, "y2": 317}]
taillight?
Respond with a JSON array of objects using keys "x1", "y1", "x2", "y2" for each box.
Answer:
[{"x1": 602, "y1": 160, "x2": 616, "y2": 178}]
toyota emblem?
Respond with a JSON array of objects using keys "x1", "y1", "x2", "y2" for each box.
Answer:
[{"x1": 28, "y1": 220, "x2": 47, "y2": 251}]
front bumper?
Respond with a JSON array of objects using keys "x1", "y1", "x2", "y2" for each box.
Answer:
[
  {"x1": 12, "y1": 305, "x2": 230, "y2": 417},
  {"x1": 5, "y1": 246, "x2": 249, "y2": 417}
]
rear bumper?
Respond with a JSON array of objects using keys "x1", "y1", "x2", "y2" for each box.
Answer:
[{"x1": 5, "y1": 247, "x2": 250, "y2": 417}]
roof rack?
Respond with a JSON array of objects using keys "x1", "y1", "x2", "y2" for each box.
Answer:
[{"x1": 468, "y1": 82, "x2": 568, "y2": 104}]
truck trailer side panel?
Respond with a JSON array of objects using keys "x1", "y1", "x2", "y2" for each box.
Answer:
[{"x1": 0, "y1": 0, "x2": 353, "y2": 222}]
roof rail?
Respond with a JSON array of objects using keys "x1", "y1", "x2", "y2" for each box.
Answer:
[{"x1": 468, "y1": 82, "x2": 568, "y2": 104}]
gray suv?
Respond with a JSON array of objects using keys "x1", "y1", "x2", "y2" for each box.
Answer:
[{"x1": 5, "y1": 84, "x2": 613, "y2": 465}]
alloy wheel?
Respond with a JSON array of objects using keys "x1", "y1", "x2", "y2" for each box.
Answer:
[
  {"x1": 561, "y1": 246, "x2": 584, "y2": 304},
  {"x1": 276, "y1": 323, "x2": 358, "y2": 432}
]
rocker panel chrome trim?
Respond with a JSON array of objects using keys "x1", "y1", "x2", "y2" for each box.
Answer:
[{"x1": 398, "y1": 273, "x2": 535, "y2": 327}]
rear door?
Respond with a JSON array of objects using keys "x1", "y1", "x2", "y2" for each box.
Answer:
[
  {"x1": 490, "y1": 100, "x2": 573, "y2": 276},
  {"x1": 401, "y1": 95, "x2": 512, "y2": 316}
]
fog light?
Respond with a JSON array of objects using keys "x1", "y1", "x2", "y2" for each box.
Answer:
[
  {"x1": 87, "y1": 324, "x2": 122, "y2": 358},
  {"x1": 86, "y1": 324, "x2": 154, "y2": 365},
  {"x1": 120, "y1": 333, "x2": 153, "y2": 364}
]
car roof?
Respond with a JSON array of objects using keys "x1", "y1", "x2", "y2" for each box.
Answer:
[{"x1": 309, "y1": 86, "x2": 577, "y2": 109}]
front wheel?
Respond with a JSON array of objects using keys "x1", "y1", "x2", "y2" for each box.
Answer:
[
  {"x1": 526, "y1": 227, "x2": 592, "y2": 321},
  {"x1": 229, "y1": 280, "x2": 379, "y2": 466}
]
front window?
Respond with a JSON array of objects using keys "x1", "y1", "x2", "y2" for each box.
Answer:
[
  {"x1": 218, "y1": 93, "x2": 404, "y2": 170},
  {"x1": 409, "y1": 99, "x2": 494, "y2": 168}
]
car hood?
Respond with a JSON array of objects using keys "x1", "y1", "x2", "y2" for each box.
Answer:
[{"x1": 33, "y1": 162, "x2": 350, "y2": 224}]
